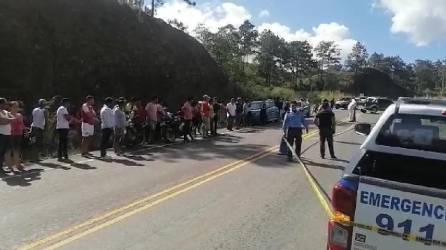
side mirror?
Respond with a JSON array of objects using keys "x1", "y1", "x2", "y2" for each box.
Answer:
[{"x1": 355, "y1": 123, "x2": 371, "y2": 136}]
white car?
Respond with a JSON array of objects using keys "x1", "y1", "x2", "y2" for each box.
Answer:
[{"x1": 327, "y1": 98, "x2": 446, "y2": 250}]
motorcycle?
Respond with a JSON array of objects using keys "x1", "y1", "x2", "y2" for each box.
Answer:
[
  {"x1": 160, "y1": 112, "x2": 184, "y2": 143},
  {"x1": 123, "y1": 119, "x2": 145, "y2": 147}
]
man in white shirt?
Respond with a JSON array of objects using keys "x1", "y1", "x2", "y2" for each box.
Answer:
[
  {"x1": 226, "y1": 98, "x2": 236, "y2": 131},
  {"x1": 31, "y1": 99, "x2": 46, "y2": 159},
  {"x1": 347, "y1": 98, "x2": 357, "y2": 122},
  {"x1": 56, "y1": 98, "x2": 71, "y2": 161},
  {"x1": 0, "y1": 98, "x2": 15, "y2": 173},
  {"x1": 100, "y1": 97, "x2": 114, "y2": 158}
]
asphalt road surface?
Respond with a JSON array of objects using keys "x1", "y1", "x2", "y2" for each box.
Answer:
[{"x1": 1, "y1": 110, "x2": 380, "y2": 250}]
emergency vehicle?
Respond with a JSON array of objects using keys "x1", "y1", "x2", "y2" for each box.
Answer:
[{"x1": 328, "y1": 98, "x2": 446, "y2": 250}]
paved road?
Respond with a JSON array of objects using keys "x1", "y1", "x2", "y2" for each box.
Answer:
[{"x1": 1, "y1": 110, "x2": 380, "y2": 250}]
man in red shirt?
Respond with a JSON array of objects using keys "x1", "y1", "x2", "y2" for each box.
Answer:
[
  {"x1": 201, "y1": 95, "x2": 211, "y2": 138},
  {"x1": 181, "y1": 97, "x2": 194, "y2": 142}
]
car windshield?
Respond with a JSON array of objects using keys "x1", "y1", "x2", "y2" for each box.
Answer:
[
  {"x1": 250, "y1": 102, "x2": 263, "y2": 109},
  {"x1": 376, "y1": 113, "x2": 446, "y2": 153}
]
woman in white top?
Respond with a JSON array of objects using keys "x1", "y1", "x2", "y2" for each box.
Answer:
[{"x1": 0, "y1": 98, "x2": 15, "y2": 174}]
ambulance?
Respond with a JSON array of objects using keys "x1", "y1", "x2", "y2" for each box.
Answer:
[{"x1": 327, "y1": 98, "x2": 446, "y2": 250}]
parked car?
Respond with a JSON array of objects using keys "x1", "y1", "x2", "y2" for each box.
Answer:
[
  {"x1": 335, "y1": 97, "x2": 353, "y2": 109},
  {"x1": 361, "y1": 97, "x2": 394, "y2": 113},
  {"x1": 356, "y1": 97, "x2": 368, "y2": 106},
  {"x1": 247, "y1": 100, "x2": 280, "y2": 124}
]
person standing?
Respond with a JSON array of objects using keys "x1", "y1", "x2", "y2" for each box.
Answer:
[
  {"x1": 100, "y1": 97, "x2": 114, "y2": 158},
  {"x1": 347, "y1": 98, "x2": 357, "y2": 122},
  {"x1": 314, "y1": 99, "x2": 337, "y2": 159},
  {"x1": 81, "y1": 95, "x2": 97, "y2": 157},
  {"x1": 242, "y1": 99, "x2": 250, "y2": 126},
  {"x1": 211, "y1": 97, "x2": 220, "y2": 135},
  {"x1": 113, "y1": 100, "x2": 126, "y2": 156},
  {"x1": 279, "y1": 106, "x2": 291, "y2": 155},
  {"x1": 7, "y1": 101, "x2": 25, "y2": 171},
  {"x1": 226, "y1": 98, "x2": 236, "y2": 131},
  {"x1": 145, "y1": 96, "x2": 160, "y2": 143},
  {"x1": 192, "y1": 101, "x2": 202, "y2": 136},
  {"x1": 208, "y1": 99, "x2": 215, "y2": 135},
  {"x1": 0, "y1": 98, "x2": 14, "y2": 174},
  {"x1": 235, "y1": 97, "x2": 243, "y2": 129},
  {"x1": 282, "y1": 101, "x2": 290, "y2": 121},
  {"x1": 181, "y1": 97, "x2": 194, "y2": 142},
  {"x1": 31, "y1": 99, "x2": 46, "y2": 159},
  {"x1": 330, "y1": 98, "x2": 335, "y2": 109},
  {"x1": 201, "y1": 95, "x2": 211, "y2": 137},
  {"x1": 56, "y1": 98, "x2": 71, "y2": 161},
  {"x1": 283, "y1": 101, "x2": 308, "y2": 161}
]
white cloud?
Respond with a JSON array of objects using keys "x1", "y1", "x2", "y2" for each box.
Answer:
[
  {"x1": 376, "y1": 0, "x2": 446, "y2": 46},
  {"x1": 157, "y1": 1, "x2": 356, "y2": 58},
  {"x1": 258, "y1": 9, "x2": 270, "y2": 18},
  {"x1": 258, "y1": 22, "x2": 357, "y2": 59},
  {"x1": 157, "y1": 0, "x2": 251, "y2": 33}
]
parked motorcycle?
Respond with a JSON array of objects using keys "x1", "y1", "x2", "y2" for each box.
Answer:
[
  {"x1": 160, "y1": 112, "x2": 184, "y2": 143},
  {"x1": 123, "y1": 119, "x2": 145, "y2": 147}
]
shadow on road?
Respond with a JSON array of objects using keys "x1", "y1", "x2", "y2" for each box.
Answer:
[
  {"x1": 335, "y1": 140, "x2": 362, "y2": 146},
  {"x1": 96, "y1": 157, "x2": 145, "y2": 167},
  {"x1": 1, "y1": 169, "x2": 43, "y2": 187},
  {"x1": 1, "y1": 127, "x2": 280, "y2": 187},
  {"x1": 132, "y1": 133, "x2": 273, "y2": 167},
  {"x1": 301, "y1": 158, "x2": 345, "y2": 171}
]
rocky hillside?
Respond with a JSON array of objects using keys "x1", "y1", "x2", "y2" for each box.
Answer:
[{"x1": 0, "y1": 0, "x2": 238, "y2": 108}]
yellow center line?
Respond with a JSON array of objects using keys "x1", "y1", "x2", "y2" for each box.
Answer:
[{"x1": 18, "y1": 121, "x2": 352, "y2": 250}]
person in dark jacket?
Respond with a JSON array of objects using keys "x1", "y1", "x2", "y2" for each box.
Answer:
[{"x1": 314, "y1": 99, "x2": 336, "y2": 159}]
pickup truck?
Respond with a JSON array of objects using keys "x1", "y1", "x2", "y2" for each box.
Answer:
[{"x1": 327, "y1": 98, "x2": 446, "y2": 250}]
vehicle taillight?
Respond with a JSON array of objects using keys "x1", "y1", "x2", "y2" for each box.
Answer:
[
  {"x1": 442, "y1": 110, "x2": 446, "y2": 116},
  {"x1": 332, "y1": 184, "x2": 356, "y2": 218},
  {"x1": 328, "y1": 182, "x2": 357, "y2": 250}
]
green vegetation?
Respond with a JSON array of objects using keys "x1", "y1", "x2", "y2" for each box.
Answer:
[{"x1": 195, "y1": 20, "x2": 446, "y2": 100}]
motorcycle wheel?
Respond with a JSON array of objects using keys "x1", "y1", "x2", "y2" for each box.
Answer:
[{"x1": 165, "y1": 127, "x2": 176, "y2": 143}]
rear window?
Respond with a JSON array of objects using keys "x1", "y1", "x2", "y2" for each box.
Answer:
[
  {"x1": 250, "y1": 102, "x2": 263, "y2": 109},
  {"x1": 353, "y1": 151, "x2": 446, "y2": 189},
  {"x1": 376, "y1": 114, "x2": 446, "y2": 153},
  {"x1": 265, "y1": 101, "x2": 274, "y2": 108}
]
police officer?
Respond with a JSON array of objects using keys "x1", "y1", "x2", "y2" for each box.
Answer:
[
  {"x1": 283, "y1": 101, "x2": 309, "y2": 161},
  {"x1": 314, "y1": 99, "x2": 337, "y2": 159}
]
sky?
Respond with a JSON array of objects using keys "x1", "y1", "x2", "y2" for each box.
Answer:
[{"x1": 156, "y1": 0, "x2": 446, "y2": 62}]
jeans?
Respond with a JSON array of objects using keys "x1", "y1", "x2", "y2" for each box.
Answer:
[
  {"x1": 202, "y1": 116, "x2": 210, "y2": 137},
  {"x1": 286, "y1": 128, "x2": 303, "y2": 159},
  {"x1": 319, "y1": 128, "x2": 335, "y2": 157},
  {"x1": 235, "y1": 113, "x2": 242, "y2": 128},
  {"x1": 57, "y1": 129, "x2": 69, "y2": 159},
  {"x1": 183, "y1": 120, "x2": 193, "y2": 141},
  {"x1": 101, "y1": 128, "x2": 113, "y2": 157},
  {"x1": 227, "y1": 116, "x2": 235, "y2": 130},
  {"x1": 114, "y1": 128, "x2": 124, "y2": 155},
  {"x1": 0, "y1": 134, "x2": 11, "y2": 169},
  {"x1": 210, "y1": 116, "x2": 219, "y2": 135},
  {"x1": 31, "y1": 127, "x2": 44, "y2": 150}
]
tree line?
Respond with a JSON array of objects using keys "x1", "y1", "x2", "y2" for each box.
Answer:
[{"x1": 186, "y1": 20, "x2": 446, "y2": 97}]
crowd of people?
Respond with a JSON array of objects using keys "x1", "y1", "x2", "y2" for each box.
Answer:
[
  {"x1": 0, "y1": 93, "x2": 345, "y2": 175},
  {"x1": 0, "y1": 95, "x2": 255, "y2": 175}
]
